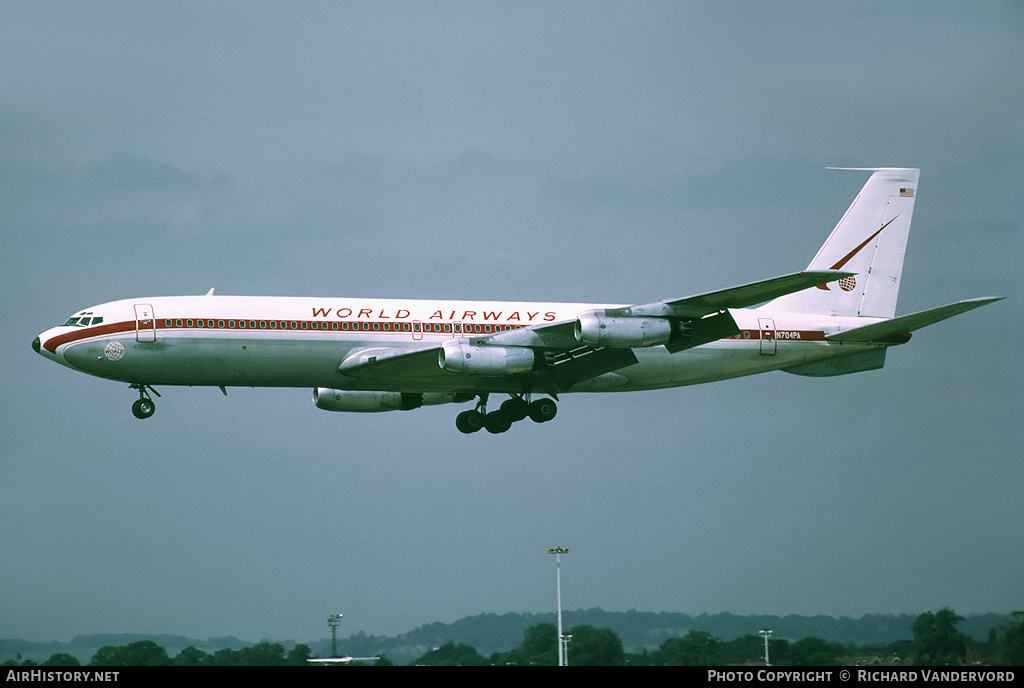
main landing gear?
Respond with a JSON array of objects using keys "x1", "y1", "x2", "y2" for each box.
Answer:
[
  {"x1": 129, "y1": 384, "x2": 160, "y2": 419},
  {"x1": 455, "y1": 393, "x2": 557, "y2": 435}
]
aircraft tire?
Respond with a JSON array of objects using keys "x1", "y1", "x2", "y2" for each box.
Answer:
[
  {"x1": 528, "y1": 398, "x2": 557, "y2": 423},
  {"x1": 132, "y1": 398, "x2": 155, "y2": 419},
  {"x1": 456, "y1": 410, "x2": 483, "y2": 434},
  {"x1": 500, "y1": 397, "x2": 529, "y2": 422},
  {"x1": 484, "y1": 411, "x2": 512, "y2": 434}
]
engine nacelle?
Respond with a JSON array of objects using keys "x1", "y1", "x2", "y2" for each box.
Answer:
[
  {"x1": 574, "y1": 312, "x2": 673, "y2": 347},
  {"x1": 314, "y1": 389, "x2": 464, "y2": 413},
  {"x1": 438, "y1": 340, "x2": 537, "y2": 375}
]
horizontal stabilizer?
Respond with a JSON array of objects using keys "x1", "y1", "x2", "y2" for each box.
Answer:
[{"x1": 827, "y1": 297, "x2": 1002, "y2": 343}]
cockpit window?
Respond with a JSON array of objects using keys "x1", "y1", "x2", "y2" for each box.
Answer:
[{"x1": 63, "y1": 312, "x2": 102, "y2": 327}]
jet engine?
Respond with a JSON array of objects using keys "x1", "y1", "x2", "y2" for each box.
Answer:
[
  {"x1": 438, "y1": 340, "x2": 537, "y2": 375},
  {"x1": 313, "y1": 389, "x2": 465, "y2": 413},
  {"x1": 574, "y1": 312, "x2": 673, "y2": 347}
]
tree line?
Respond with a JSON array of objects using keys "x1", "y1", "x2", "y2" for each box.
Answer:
[
  {"x1": 2, "y1": 641, "x2": 317, "y2": 667},
  {"x1": 5, "y1": 609, "x2": 1023, "y2": 666}
]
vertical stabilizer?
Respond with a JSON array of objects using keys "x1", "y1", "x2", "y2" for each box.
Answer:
[{"x1": 775, "y1": 168, "x2": 919, "y2": 318}]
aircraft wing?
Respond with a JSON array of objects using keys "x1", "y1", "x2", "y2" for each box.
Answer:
[
  {"x1": 479, "y1": 269, "x2": 852, "y2": 354},
  {"x1": 337, "y1": 339, "x2": 637, "y2": 395},
  {"x1": 479, "y1": 270, "x2": 853, "y2": 349},
  {"x1": 826, "y1": 297, "x2": 1003, "y2": 343},
  {"x1": 337, "y1": 270, "x2": 854, "y2": 391},
  {"x1": 604, "y1": 270, "x2": 855, "y2": 319}
]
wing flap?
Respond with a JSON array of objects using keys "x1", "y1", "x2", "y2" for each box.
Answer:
[
  {"x1": 665, "y1": 309, "x2": 740, "y2": 353},
  {"x1": 544, "y1": 346, "x2": 639, "y2": 392}
]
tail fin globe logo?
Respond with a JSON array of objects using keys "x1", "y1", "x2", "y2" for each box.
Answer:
[{"x1": 815, "y1": 214, "x2": 901, "y2": 292}]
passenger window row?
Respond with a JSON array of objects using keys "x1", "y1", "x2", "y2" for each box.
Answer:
[{"x1": 157, "y1": 319, "x2": 523, "y2": 333}]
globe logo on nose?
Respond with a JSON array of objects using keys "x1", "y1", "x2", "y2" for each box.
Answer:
[{"x1": 104, "y1": 341, "x2": 125, "y2": 361}]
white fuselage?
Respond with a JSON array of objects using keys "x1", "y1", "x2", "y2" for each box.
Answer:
[{"x1": 36, "y1": 294, "x2": 883, "y2": 394}]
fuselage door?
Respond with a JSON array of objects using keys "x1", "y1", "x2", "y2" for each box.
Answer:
[
  {"x1": 135, "y1": 304, "x2": 156, "y2": 343},
  {"x1": 758, "y1": 317, "x2": 776, "y2": 355}
]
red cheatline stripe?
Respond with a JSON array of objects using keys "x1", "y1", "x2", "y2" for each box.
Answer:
[
  {"x1": 43, "y1": 318, "x2": 526, "y2": 352},
  {"x1": 730, "y1": 330, "x2": 827, "y2": 342},
  {"x1": 43, "y1": 321, "x2": 134, "y2": 353},
  {"x1": 44, "y1": 319, "x2": 829, "y2": 354}
]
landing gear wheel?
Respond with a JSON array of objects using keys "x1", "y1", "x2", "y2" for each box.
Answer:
[
  {"x1": 500, "y1": 397, "x2": 529, "y2": 422},
  {"x1": 132, "y1": 398, "x2": 155, "y2": 419},
  {"x1": 484, "y1": 411, "x2": 513, "y2": 434},
  {"x1": 456, "y1": 410, "x2": 484, "y2": 434},
  {"x1": 528, "y1": 398, "x2": 557, "y2": 423}
]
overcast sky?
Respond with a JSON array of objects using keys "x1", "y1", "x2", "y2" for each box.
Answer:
[{"x1": 2, "y1": 1, "x2": 1021, "y2": 645}]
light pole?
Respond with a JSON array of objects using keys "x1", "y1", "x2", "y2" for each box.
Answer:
[
  {"x1": 760, "y1": 628, "x2": 772, "y2": 666},
  {"x1": 547, "y1": 547, "x2": 569, "y2": 666},
  {"x1": 328, "y1": 613, "x2": 343, "y2": 658}
]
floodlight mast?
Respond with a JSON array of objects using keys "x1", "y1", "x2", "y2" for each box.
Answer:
[
  {"x1": 547, "y1": 547, "x2": 569, "y2": 667},
  {"x1": 328, "y1": 613, "x2": 343, "y2": 658},
  {"x1": 760, "y1": 628, "x2": 772, "y2": 666}
]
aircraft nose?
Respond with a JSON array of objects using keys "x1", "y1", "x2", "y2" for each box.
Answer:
[{"x1": 32, "y1": 336, "x2": 41, "y2": 354}]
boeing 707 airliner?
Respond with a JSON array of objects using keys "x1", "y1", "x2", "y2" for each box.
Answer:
[{"x1": 33, "y1": 168, "x2": 1000, "y2": 434}]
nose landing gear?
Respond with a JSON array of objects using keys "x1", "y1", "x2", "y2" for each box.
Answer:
[{"x1": 129, "y1": 384, "x2": 160, "y2": 419}]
